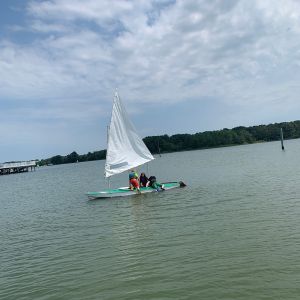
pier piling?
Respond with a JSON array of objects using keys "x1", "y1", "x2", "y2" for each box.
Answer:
[{"x1": 280, "y1": 128, "x2": 284, "y2": 150}]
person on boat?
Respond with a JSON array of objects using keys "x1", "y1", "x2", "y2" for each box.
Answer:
[
  {"x1": 139, "y1": 172, "x2": 149, "y2": 187},
  {"x1": 129, "y1": 170, "x2": 140, "y2": 192},
  {"x1": 147, "y1": 176, "x2": 165, "y2": 191}
]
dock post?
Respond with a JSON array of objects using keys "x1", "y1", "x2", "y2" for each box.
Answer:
[{"x1": 280, "y1": 128, "x2": 284, "y2": 150}]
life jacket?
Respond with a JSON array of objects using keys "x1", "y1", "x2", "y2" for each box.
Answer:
[{"x1": 129, "y1": 172, "x2": 138, "y2": 180}]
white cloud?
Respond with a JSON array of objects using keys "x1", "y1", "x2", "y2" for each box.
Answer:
[
  {"x1": 30, "y1": 20, "x2": 69, "y2": 33},
  {"x1": 3, "y1": 0, "x2": 299, "y2": 106}
]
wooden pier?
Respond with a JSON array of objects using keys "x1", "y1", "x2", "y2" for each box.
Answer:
[{"x1": 0, "y1": 161, "x2": 37, "y2": 175}]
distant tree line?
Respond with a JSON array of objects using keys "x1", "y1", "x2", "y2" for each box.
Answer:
[
  {"x1": 38, "y1": 150, "x2": 106, "y2": 166},
  {"x1": 37, "y1": 120, "x2": 300, "y2": 166}
]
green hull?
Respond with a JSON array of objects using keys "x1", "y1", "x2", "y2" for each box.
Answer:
[{"x1": 87, "y1": 181, "x2": 186, "y2": 200}]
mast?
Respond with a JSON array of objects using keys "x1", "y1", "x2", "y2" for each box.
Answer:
[
  {"x1": 157, "y1": 138, "x2": 161, "y2": 157},
  {"x1": 106, "y1": 125, "x2": 111, "y2": 188}
]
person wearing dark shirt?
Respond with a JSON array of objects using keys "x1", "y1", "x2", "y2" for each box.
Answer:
[
  {"x1": 148, "y1": 176, "x2": 165, "y2": 191},
  {"x1": 139, "y1": 172, "x2": 149, "y2": 187}
]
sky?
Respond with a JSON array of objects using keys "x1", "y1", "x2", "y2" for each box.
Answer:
[{"x1": 1, "y1": 0, "x2": 300, "y2": 162}]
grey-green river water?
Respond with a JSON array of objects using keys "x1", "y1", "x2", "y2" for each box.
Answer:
[{"x1": 1, "y1": 140, "x2": 300, "y2": 299}]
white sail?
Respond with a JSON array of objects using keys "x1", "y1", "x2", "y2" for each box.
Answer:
[{"x1": 105, "y1": 92, "x2": 154, "y2": 178}]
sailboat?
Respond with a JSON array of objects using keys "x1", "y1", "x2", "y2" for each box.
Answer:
[{"x1": 86, "y1": 91, "x2": 185, "y2": 199}]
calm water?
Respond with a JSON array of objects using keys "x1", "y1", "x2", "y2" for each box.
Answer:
[{"x1": 1, "y1": 140, "x2": 300, "y2": 299}]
